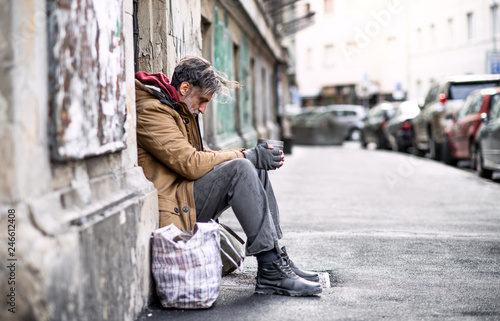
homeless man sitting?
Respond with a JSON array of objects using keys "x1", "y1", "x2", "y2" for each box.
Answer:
[{"x1": 135, "y1": 56, "x2": 322, "y2": 297}]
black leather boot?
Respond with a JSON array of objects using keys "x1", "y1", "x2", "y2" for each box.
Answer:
[
  {"x1": 255, "y1": 256, "x2": 322, "y2": 296},
  {"x1": 280, "y1": 246, "x2": 320, "y2": 282}
]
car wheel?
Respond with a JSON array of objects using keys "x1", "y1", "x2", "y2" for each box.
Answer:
[
  {"x1": 476, "y1": 145, "x2": 493, "y2": 179},
  {"x1": 360, "y1": 133, "x2": 367, "y2": 148},
  {"x1": 349, "y1": 128, "x2": 361, "y2": 141},
  {"x1": 469, "y1": 142, "x2": 477, "y2": 170},
  {"x1": 411, "y1": 135, "x2": 424, "y2": 157},
  {"x1": 429, "y1": 137, "x2": 442, "y2": 161},
  {"x1": 441, "y1": 136, "x2": 457, "y2": 166},
  {"x1": 375, "y1": 131, "x2": 382, "y2": 149},
  {"x1": 395, "y1": 141, "x2": 406, "y2": 153},
  {"x1": 377, "y1": 132, "x2": 389, "y2": 150}
]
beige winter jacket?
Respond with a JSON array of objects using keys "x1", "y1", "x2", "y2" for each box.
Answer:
[{"x1": 135, "y1": 80, "x2": 244, "y2": 231}]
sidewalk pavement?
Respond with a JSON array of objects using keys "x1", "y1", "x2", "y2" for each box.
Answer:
[{"x1": 137, "y1": 144, "x2": 500, "y2": 320}]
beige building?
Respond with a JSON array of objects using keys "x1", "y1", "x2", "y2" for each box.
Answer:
[
  {"x1": 408, "y1": 0, "x2": 500, "y2": 100},
  {"x1": 292, "y1": 0, "x2": 500, "y2": 107},
  {"x1": 293, "y1": 0, "x2": 407, "y2": 106}
]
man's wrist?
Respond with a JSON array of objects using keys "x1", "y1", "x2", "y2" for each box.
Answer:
[{"x1": 242, "y1": 149, "x2": 257, "y2": 166}]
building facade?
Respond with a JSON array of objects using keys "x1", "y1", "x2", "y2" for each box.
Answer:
[
  {"x1": 408, "y1": 0, "x2": 500, "y2": 101},
  {"x1": 292, "y1": 0, "x2": 500, "y2": 108},
  {"x1": 293, "y1": 0, "x2": 407, "y2": 107},
  {"x1": 0, "y1": 0, "x2": 288, "y2": 320}
]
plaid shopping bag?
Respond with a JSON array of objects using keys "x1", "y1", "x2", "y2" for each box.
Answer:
[{"x1": 152, "y1": 222, "x2": 222, "y2": 309}]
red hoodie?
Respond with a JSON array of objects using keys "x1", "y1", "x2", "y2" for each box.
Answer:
[{"x1": 135, "y1": 71, "x2": 180, "y2": 102}]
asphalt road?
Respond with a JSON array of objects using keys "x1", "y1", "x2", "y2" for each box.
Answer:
[{"x1": 137, "y1": 143, "x2": 500, "y2": 321}]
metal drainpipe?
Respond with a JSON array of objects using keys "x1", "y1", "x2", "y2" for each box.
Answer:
[{"x1": 133, "y1": 0, "x2": 139, "y2": 72}]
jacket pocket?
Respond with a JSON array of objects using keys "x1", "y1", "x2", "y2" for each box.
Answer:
[
  {"x1": 158, "y1": 197, "x2": 181, "y2": 215},
  {"x1": 159, "y1": 210, "x2": 181, "y2": 229},
  {"x1": 158, "y1": 197, "x2": 189, "y2": 230}
]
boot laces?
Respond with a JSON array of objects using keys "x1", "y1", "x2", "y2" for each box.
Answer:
[
  {"x1": 280, "y1": 250, "x2": 297, "y2": 269},
  {"x1": 275, "y1": 257, "x2": 295, "y2": 277}
]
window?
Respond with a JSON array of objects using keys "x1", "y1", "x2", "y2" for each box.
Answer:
[
  {"x1": 330, "y1": 110, "x2": 353, "y2": 117},
  {"x1": 424, "y1": 85, "x2": 439, "y2": 105},
  {"x1": 469, "y1": 95, "x2": 483, "y2": 114},
  {"x1": 492, "y1": 4, "x2": 499, "y2": 38},
  {"x1": 416, "y1": 79, "x2": 422, "y2": 98},
  {"x1": 306, "y1": 48, "x2": 313, "y2": 68},
  {"x1": 387, "y1": 36, "x2": 398, "y2": 60},
  {"x1": 416, "y1": 28, "x2": 422, "y2": 49},
  {"x1": 457, "y1": 104, "x2": 468, "y2": 119},
  {"x1": 448, "y1": 81, "x2": 500, "y2": 100},
  {"x1": 430, "y1": 24, "x2": 436, "y2": 47},
  {"x1": 489, "y1": 95, "x2": 500, "y2": 120},
  {"x1": 324, "y1": 44, "x2": 334, "y2": 67},
  {"x1": 447, "y1": 18, "x2": 454, "y2": 45},
  {"x1": 324, "y1": 0, "x2": 334, "y2": 15},
  {"x1": 458, "y1": 94, "x2": 475, "y2": 118},
  {"x1": 344, "y1": 40, "x2": 358, "y2": 53},
  {"x1": 495, "y1": 101, "x2": 500, "y2": 119},
  {"x1": 467, "y1": 12, "x2": 474, "y2": 40}
]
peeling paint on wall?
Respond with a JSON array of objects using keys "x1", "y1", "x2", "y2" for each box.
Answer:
[
  {"x1": 167, "y1": 0, "x2": 202, "y2": 63},
  {"x1": 213, "y1": 5, "x2": 236, "y2": 138},
  {"x1": 48, "y1": 0, "x2": 127, "y2": 161},
  {"x1": 239, "y1": 35, "x2": 256, "y2": 145}
]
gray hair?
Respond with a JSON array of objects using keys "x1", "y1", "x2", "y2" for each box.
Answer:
[{"x1": 171, "y1": 56, "x2": 241, "y2": 103}]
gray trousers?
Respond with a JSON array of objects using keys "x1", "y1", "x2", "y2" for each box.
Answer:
[{"x1": 194, "y1": 158, "x2": 283, "y2": 256}]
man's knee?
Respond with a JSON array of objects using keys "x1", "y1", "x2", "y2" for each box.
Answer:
[
  {"x1": 227, "y1": 158, "x2": 258, "y2": 177},
  {"x1": 229, "y1": 157, "x2": 255, "y2": 170}
]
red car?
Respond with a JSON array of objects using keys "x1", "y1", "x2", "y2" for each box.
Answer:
[{"x1": 442, "y1": 87, "x2": 500, "y2": 167}]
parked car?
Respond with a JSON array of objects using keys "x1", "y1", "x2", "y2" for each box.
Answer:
[
  {"x1": 360, "y1": 102, "x2": 398, "y2": 149},
  {"x1": 291, "y1": 105, "x2": 366, "y2": 145},
  {"x1": 442, "y1": 87, "x2": 500, "y2": 166},
  {"x1": 384, "y1": 100, "x2": 421, "y2": 153},
  {"x1": 412, "y1": 74, "x2": 500, "y2": 159},
  {"x1": 291, "y1": 110, "x2": 345, "y2": 145},
  {"x1": 322, "y1": 104, "x2": 367, "y2": 141},
  {"x1": 475, "y1": 92, "x2": 500, "y2": 179},
  {"x1": 287, "y1": 110, "x2": 316, "y2": 128}
]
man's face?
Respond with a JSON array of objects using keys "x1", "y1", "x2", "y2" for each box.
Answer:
[{"x1": 179, "y1": 85, "x2": 213, "y2": 116}]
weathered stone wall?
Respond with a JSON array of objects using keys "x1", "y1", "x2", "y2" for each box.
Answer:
[
  {"x1": 0, "y1": 0, "x2": 51, "y2": 205},
  {"x1": 0, "y1": 1, "x2": 158, "y2": 320},
  {"x1": 136, "y1": 0, "x2": 202, "y2": 76},
  {"x1": 0, "y1": 1, "x2": 288, "y2": 320}
]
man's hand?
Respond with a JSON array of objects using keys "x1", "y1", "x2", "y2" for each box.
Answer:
[{"x1": 243, "y1": 144, "x2": 282, "y2": 170}]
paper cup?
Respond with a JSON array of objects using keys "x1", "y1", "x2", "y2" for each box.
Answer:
[{"x1": 257, "y1": 139, "x2": 284, "y2": 152}]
